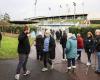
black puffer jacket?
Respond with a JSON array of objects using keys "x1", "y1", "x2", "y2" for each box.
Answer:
[
  {"x1": 36, "y1": 35, "x2": 43, "y2": 51},
  {"x1": 60, "y1": 33, "x2": 67, "y2": 48},
  {"x1": 18, "y1": 32, "x2": 30, "y2": 54},
  {"x1": 95, "y1": 35, "x2": 100, "y2": 52},
  {"x1": 84, "y1": 37, "x2": 94, "y2": 53}
]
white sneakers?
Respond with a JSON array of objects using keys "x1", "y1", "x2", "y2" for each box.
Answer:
[
  {"x1": 42, "y1": 65, "x2": 54, "y2": 72},
  {"x1": 72, "y1": 66, "x2": 76, "y2": 69},
  {"x1": 15, "y1": 70, "x2": 30, "y2": 80},
  {"x1": 67, "y1": 67, "x2": 71, "y2": 70},
  {"x1": 42, "y1": 68, "x2": 48, "y2": 72},
  {"x1": 15, "y1": 74, "x2": 20, "y2": 80},
  {"x1": 23, "y1": 70, "x2": 31, "y2": 76},
  {"x1": 86, "y1": 62, "x2": 91, "y2": 66},
  {"x1": 62, "y1": 59, "x2": 67, "y2": 61},
  {"x1": 67, "y1": 66, "x2": 76, "y2": 70},
  {"x1": 50, "y1": 65, "x2": 54, "y2": 70}
]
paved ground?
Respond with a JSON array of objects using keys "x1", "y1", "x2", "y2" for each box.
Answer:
[{"x1": 0, "y1": 42, "x2": 100, "y2": 80}]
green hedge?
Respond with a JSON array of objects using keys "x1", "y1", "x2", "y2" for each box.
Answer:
[
  {"x1": 0, "y1": 26, "x2": 37, "y2": 34},
  {"x1": 69, "y1": 26, "x2": 100, "y2": 38}
]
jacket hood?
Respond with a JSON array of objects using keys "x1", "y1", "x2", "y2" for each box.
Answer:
[{"x1": 70, "y1": 36, "x2": 76, "y2": 40}]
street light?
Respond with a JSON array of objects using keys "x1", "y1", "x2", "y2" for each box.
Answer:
[
  {"x1": 34, "y1": 0, "x2": 37, "y2": 18},
  {"x1": 73, "y1": 2, "x2": 76, "y2": 25},
  {"x1": 66, "y1": 4, "x2": 68, "y2": 15},
  {"x1": 48, "y1": 7, "x2": 53, "y2": 24},
  {"x1": 59, "y1": 5, "x2": 62, "y2": 24},
  {"x1": 82, "y1": 2, "x2": 85, "y2": 20}
]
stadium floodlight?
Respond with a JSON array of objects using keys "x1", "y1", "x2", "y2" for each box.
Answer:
[
  {"x1": 82, "y1": 2, "x2": 85, "y2": 20},
  {"x1": 73, "y1": 2, "x2": 76, "y2": 25},
  {"x1": 34, "y1": 0, "x2": 37, "y2": 18}
]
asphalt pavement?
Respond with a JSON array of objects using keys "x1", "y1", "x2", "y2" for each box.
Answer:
[{"x1": 0, "y1": 42, "x2": 100, "y2": 80}]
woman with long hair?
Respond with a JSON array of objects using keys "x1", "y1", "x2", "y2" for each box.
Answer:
[{"x1": 84, "y1": 32, "x2": 94, "y2": 66}]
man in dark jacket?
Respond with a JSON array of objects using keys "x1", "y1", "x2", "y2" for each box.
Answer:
[
  {"x1": 95, "y1": 29, "x2": 100, "y2": 74},
  {"x1": 42, "y1": 30, "x2": 56, "y2": 72},
  {"x1": 15, "y1": 26, "x2": 31, "y2": 80},
  {"x1": 59, "y1": 29, "x2": 62, "y2": 38},
  {"x1": 56, "y1": 30, "x2": 60, "y2": 41},
  {"x1": 0, "y1": 32, "x2": 2, "y2": 48},
  {"x1": 60, "y1": 31, "x2": 67, "y2": 61},
  {"x1": 36, "y1": 32, "x2": 43, "y2": 60}
]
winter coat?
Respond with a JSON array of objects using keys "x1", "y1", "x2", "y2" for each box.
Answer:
[
  {"x1": 77, "y1": 36, "x2": 84, "y2": 49},
  {"x1": 66, "y1": 36, "x2": 77, "y2": 59},
  {"x1": 59, "y1": 30, "x2": 62, "y2": 37},
  {"x1": 43, "y1": 36, "x2": 56, "y2": 59},
  {"x1": 95, "y1": 35, "x2": 100, "y2": 52},
  {"x1": 56, "y1": 31, "x2": 60, "y2": 40},
  {"x1": 36, "y1": 35, "x2": 43, "y2": 51},
  {"x1": 84, "y1": 37, "x2": 94, "y2": 53},
  {"x1": 60, "y1": 34, "x2": 67, "y2": 48},
  {"x1": 18, "y1": 32, "x2": 30, "y2": 54}
]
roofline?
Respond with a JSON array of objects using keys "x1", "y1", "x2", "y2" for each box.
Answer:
[
  {"x1": 9, "y1": 20, "x2": 38, "y2": 24},
  {"x1": 30, "y1": 14, "x2": 88, "y2": 20}
]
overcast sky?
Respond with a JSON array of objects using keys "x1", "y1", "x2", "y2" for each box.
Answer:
[{"x1": 0, "y1": 0, "x2": 100, "y2": 20}]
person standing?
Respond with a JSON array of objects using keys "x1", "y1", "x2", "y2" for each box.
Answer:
[
  {"x1": 66, "y1": 33, "x2": 77, "y2": 72},
  {"x1": 0, "y1": 31, "x2": 2, "y2": 48},
  {"x1": 15, "y1": 26, "x2": 31, "y2": 80},
  {"x1": 60, "y1": 31, "x2": 67, "y2": 61},
  {"x1": 42, "y1": 30, "x2": 56, "y2": 72},
  {"x1": 84, "y1": 32, "x2": 94, "y2": 66},
  {"x1": 94, "y1": 29, "x2": 100, "y2": 74},
  {"x1": 56, "y1": 30, "x2": 60, "y2": 41},
  {"x1": 36, "y1": 32, "x2": 44, "y2": 61},
  {"x1": 59, "y1": 29, "x2": 62, "y2": 38},
  {"x1": 77, "y1": 33, "x2": 84, "y2": 61}
]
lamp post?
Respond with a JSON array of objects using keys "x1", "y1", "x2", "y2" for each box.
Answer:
[
  {"x1": 34, "y1": 0, "x2": 37, "y2": 18},
  {"x1": 73, "y1": 2, "x2": 76, "y2": 25},
  {"x1": 82, "y1": 2, "x2": 85, "y2": 20},
  {"x1": 66, "y1": 4, "x2": 68, "y2": 15},
  {"x1": 59, "y1": 5, "x2": 62, "y2": 25}
]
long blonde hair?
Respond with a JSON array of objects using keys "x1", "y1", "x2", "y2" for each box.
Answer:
[{"x1": 87, "y1": 32, "x2": 93, "y2": 38}]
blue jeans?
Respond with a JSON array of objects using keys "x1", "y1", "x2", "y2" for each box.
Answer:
[
  {"x1": 16, "y1": 54, "x2": 29, "y2": 74},
  {"x1": 67, "y1": 58, "x2": 75, "y2": 67},
  {"x1": 96, "y1": 52, "x2": 100, "y2": 72},
  {"x1": 43, "y1": 52, "x2": 52, "y2": 68}
]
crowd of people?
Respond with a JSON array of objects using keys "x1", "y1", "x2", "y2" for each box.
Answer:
[{"x1": 15, "y1": 25, "x2": 100, "y2": 80}]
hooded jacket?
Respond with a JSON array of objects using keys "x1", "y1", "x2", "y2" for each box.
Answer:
[
  {"x1": 66, "y1": 36, "x2": 77, "y2": 59},
  {"x1": 84, "y1": 37, "x2": 94, "y2": 53},
  {"x1": 18, "y1": 32, "x2": 30, "y2": 54}
]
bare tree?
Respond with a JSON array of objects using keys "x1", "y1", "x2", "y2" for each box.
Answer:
[
  {"x1": 3, "y1": 13, "x2": 10, "y2": 21},
  {"x1": 0, "y1": 13, "x2": 10, "y2": 33}
]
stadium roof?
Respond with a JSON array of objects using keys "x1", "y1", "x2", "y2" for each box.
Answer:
[
  {"x1": 26, "y1": 14, "x2": 88, "y2": 20},
  {"x1": 9, "y1": 20, "x2": 38, "y2": 24}
]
